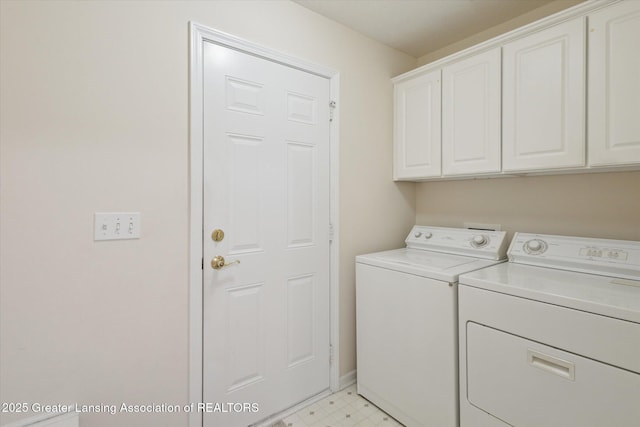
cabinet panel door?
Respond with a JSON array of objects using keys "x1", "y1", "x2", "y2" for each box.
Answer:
[
  {"x1": 588, "y1": 1, "x2": 640, "y2": 166},
  {"x1": 394, "y1": 70, "x2": 441, "y2": 180},
  {"x1": 443, "y1": 48, "x2": 501, "y2": 176},
  {"x1": 503, "y1": 18, "x2": 586, "y2": 172}
]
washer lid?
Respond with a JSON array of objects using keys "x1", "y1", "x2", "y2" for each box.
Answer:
[
  {"x1": 356, "y1": 248, "x2": 504, "y2": 282},
  {"x1": 460, "y1": 262, "x2": 640, "y2": 323}
]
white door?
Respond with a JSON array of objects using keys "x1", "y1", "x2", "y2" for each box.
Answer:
[
  {"x1": 588, "y1": 0, "x2": 640, "y2": 167},
  {"x1": 502, "y1": 17, "x2": 586, "y2": 172},
  {"x1": 442, "y1": 48, "x2": 501, "y2": 176},
  {"x1": 202, "y1": 41, "x2": 331, "y2": 427},
  {"x1": 393, "y1": 69, "x2": 442, "y2": 180}
]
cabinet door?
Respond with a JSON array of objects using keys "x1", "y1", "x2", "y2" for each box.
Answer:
[
  {"x1": 442, "y1": 48, "x2": 501, "y2": 176},
  {"x1": 503, "y1": 18, "x2": 586, "y2": 172},
  {"x1": 588, "y1": 1, "x2": 640, "y2": 167},
  {"x1": 394, "y1": 70, "x2": 441, "y2": 180}
]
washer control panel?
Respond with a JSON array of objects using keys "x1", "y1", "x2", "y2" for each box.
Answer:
[
  {"x1": 406, "y1": 226, "x2": 508, "y2": 260},
  {"x1": 509, "y1": 233, "x2": 640, "y2": 280}
]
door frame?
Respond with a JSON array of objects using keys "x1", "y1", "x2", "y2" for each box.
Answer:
[{"x1": 188, "y1": 22, "x2": 340, "y2": 427}]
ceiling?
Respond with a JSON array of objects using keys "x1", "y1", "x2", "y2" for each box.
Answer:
[{"x1": 293, "y1": 0, "x2": 571, "y2": 58}]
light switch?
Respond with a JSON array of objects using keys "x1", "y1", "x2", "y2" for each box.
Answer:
[{"x1": 94, "y1": 212, "x2": 141, "y2": 241}]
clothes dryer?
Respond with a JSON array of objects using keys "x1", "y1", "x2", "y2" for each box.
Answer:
[{"x1": 459, "y1": 232, "x2": 640, "y2": 427}]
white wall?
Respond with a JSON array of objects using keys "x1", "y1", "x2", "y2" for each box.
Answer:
[
  {"x1": 416, "y1": 171, "x2": 640, "y2": 242},
  {"x1": 0, "y1": 1, "x2": 416, "y2": 425},
  {"x1": 417, "y1": 0, "x2": 584, "y2": 65}
]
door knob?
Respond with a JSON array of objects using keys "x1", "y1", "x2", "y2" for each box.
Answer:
[{"x1": 211, "y1": 255, "x2": 240, "y2": 270}]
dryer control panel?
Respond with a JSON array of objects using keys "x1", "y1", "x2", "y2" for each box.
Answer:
[
  {"x1": 509, "y1": 233, "x2": 640, "y2": 280},
  {"x1": 406, "y1": 226, "x2": 508, "y2": 260}
]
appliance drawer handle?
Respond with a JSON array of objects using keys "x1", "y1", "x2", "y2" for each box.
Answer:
[{"x1": 527, "y1": 349, "x2": 575, "y2": 381}]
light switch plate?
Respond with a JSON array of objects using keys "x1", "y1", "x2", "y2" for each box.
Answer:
[{"x1": 94, "y1": 212, "x2": 141, "y2": 241}]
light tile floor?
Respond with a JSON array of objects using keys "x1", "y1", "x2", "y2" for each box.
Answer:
[{"x1": 281, "y1": 384, "x2": 404, "y2": 427}]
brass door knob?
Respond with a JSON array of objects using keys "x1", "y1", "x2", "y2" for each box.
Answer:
[{"x1": 211, "y1": 255, "x2": 240, "y2": 270}]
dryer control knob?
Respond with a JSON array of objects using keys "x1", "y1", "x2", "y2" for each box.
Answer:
[
  {"x1": 424, "y1": 232, "x2": 433, "y2": 239},
  {"x1": 471, "y1": 235, "x2": 488, "y2": 247},
  {"x1": 414, "y1": 232, "x2": 423, "y2": 238}
]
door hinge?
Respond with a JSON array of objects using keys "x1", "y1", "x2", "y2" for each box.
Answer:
[
  {"x1": 201, "y1": 258, "x2": 204, "y2": 270},
  {"x1": 328, "y1": 223, "x2": 335, "y2": 242},
  {"x1": 329, "y1": 101, "x2": 336, "y2": 122}
]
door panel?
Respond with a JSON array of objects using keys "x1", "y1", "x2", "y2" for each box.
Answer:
[
  {"x1": 227, "y1": 133, "x2": 265, "y2": 255},
  {"x1": 287, "y1": 274, "x2": 315, "y2": 367},
  {"x1": 226, "y1": 283, "x2": 266, "y2": 392},
  {"x1": 203, "y1": 41, "x2": 330, "y2": 426},
  {"x1": 286, "y1": 142, "x2": 316, "y2": 247}
]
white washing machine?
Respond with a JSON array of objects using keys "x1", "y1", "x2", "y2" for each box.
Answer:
[
  {"x1": 458, "y1": 232, "x2": 640, "y2": 427},
  {"x1": 356, "y1": 226, "x2": 508, "y2": 427}
]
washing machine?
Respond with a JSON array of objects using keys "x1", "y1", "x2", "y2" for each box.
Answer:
[
  {"x1": 356, "y1": 225, "x2": 508, "y2": 427},
  {"x1": 458, "y1": 232, "x2": 640, "y2": 427}
]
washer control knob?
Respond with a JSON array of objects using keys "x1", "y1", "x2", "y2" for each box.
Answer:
[
  {"x1": 524, "y1": 239, "x2": 547, "y2": 254},
  {"x1": 424, "y1": 232, "x2": 433, "y2": 239},
  {"x1": 414, "y1": 231, "x2": 423, "y2": 238},
  {"x1": 471, "y1": 235, "x2": 488, "y2": 247}
]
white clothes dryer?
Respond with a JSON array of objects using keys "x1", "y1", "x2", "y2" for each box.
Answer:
[
  {"x1": 356, "y1": 226, "x2": 508, "y2": 427},
  {"x1": 458, "y1": 232, "x2": 640, "y2": 427}
]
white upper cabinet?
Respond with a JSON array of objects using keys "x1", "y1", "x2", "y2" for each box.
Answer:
[
  {"x1": 392, "y1": 1, "x2": 640, "y2": 181},
  {"x1": 588, "y1": 1, "x2": 640, "y2": 167},
  {"x1": 393, "y1": 69, "x2": 441, "y2": 180},
  {"x1": 502, "y1": 17, "x2": 586, "y2": 172},
  {"x1": 442, "y1": 48, "x2": 501, "y2": 176}
]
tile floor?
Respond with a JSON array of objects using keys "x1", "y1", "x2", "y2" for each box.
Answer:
[{"x1": 280, "y1": 384, "x2": 404, "y2": 427}]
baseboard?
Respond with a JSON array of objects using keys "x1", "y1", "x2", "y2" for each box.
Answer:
[{"x1": 339, "y1": 369, "x2": 356, "y2": 390}]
